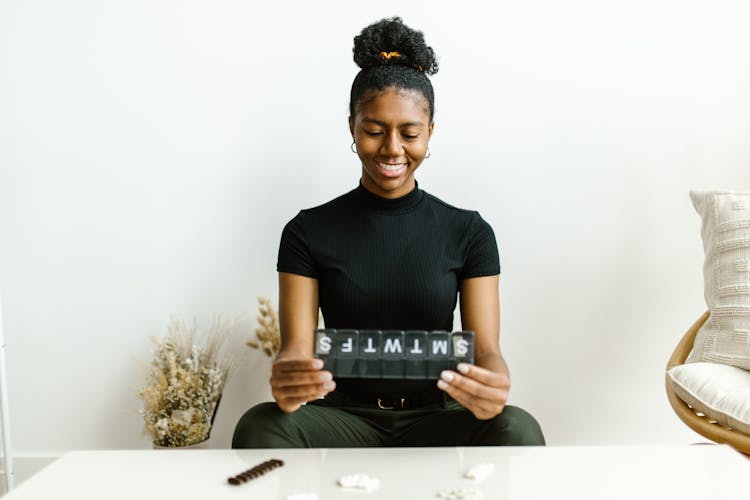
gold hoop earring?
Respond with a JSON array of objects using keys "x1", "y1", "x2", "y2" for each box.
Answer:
[
  {"x1": 425, "y1": 147, "x2": 431, "y2": 159},
  {"x1": 351, "y1": 141, "x2": 358, "y2": 154}
]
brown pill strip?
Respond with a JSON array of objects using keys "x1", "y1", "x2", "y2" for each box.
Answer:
[{"x1": 227, "y1": 459, "x2": 285, "y2": 485}]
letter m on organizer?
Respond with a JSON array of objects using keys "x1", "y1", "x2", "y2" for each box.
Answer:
[{"x1": 431, "y1": 338, "x2": 449, "y2": 356}]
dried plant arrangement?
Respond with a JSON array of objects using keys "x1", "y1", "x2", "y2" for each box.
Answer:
[
  {"x1": 139, "y1": 316, "x2": 232, "y2": 447},
  {"x1": 247, "y1": 297, "x2": 324, "y2": 361},
  {"x1": 247, "y1": 296, "x2": 281, "y2": 359}
]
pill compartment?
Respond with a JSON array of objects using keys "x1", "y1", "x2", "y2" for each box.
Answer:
[
  {"x1": 452, "y1": 330, "x2": 475, "y2": 367},
  {"x1": 427, "y1": 330, "x2": 453, "y2": 378},
  {"x1": 334, "y1": 329, "x2": 359, "y2": 377},
  {"x1": 404, "y1": 330, "x2": 428, "y2": 379},
  {"x1": 381, "y1": 330, "x2": 405, "y2": 379},
  {"x1": 313, "y1": 329, "x2": 336, "y2": 373},
  {"x1": 358, "y1": 330, "x2": 382, "y2": 378}
]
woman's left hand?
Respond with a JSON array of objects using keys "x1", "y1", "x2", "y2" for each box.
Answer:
[{"x1": 436, "y1": 363, "x2": 509, "y2": 420}]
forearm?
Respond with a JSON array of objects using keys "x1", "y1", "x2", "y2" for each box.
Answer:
[{"x1": 277, "y1": 272, "x2": 319, "y2": 363}]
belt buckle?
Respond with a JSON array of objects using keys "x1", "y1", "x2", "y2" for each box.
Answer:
[{"x1": 377, "y1": 397, "x2": 406, "y2": 410}]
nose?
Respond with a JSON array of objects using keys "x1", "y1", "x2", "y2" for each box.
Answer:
[{"x1": 380, "y1": 130, "x2": 403, "y2": 156}]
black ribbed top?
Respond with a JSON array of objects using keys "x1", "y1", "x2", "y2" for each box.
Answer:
[{"x1": 277, "y1": 182, "x2": 500, "y2": 395}]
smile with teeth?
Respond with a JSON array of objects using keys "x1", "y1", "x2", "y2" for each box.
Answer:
[{"x1": 376, "y1": 161, "x2": 408, "y2": 173}]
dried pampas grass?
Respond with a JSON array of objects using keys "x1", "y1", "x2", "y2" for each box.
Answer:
[{"x1": 247, "y1": 296, "x2": 280, "y2": 359}]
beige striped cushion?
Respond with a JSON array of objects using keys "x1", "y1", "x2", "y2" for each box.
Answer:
[{"x1": 688, "y1": 190, "x2": 750, "y2": 369}]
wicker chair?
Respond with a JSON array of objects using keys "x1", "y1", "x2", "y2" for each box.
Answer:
[{"x1": 665, "y1": 311, "x2": 750, "y2": 455}]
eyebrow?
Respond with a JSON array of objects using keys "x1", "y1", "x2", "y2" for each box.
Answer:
[{"x1": 361, "y1": 117, "x2": 424, "y2": 127}]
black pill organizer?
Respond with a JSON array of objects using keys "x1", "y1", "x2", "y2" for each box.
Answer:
[{"x1": 313, "y1": 329, "x2": 475, "y2": 379}]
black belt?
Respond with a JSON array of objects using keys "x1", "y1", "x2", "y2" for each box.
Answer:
[{"x1": 331, "y1": 389, "x2": 445, "y2": 410}]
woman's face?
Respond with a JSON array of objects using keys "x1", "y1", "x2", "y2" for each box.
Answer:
[{"x1": 349, "y1": 87, "x2": 434, "y2": 199}]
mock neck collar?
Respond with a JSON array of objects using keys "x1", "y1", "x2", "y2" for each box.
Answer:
[{"x1": 354, "y1": 180, "x2": 424, "y2": 214}]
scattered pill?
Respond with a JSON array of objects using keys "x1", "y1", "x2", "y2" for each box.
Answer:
[
  {"x1": 338, "y1": 473, "x2": 380, "y2": 492},
  {"x1": 464, "y1": 462, "x2": 494, "y2": 483}
]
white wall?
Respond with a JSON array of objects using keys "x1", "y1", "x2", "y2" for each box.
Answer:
[{"x1": 1, "y1": 0, "x2": 749, "y2": 455}]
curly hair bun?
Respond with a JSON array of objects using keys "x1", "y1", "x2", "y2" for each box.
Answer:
[{"x1": 353, "y1": 17, "x2": 438, "y2": 75}]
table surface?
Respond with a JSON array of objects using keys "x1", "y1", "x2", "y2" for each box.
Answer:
[{"x1": 5, "y1": 445, "x2": 748, "y2": 500}]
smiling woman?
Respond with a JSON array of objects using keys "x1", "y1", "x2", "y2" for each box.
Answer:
[
  {"x1": 350, "y1": 89, "x2": 433, "y2": 198},
  {"x1": 347, "y1": 17, "x2": 437, "y2": 199},
  {"x1": 231, "y1": 16, "x2": 545, "y2": 449}
]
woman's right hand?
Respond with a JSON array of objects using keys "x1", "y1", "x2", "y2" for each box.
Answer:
[{"x1": 270, "y1": 357, "x2": 336, "y2": 413}]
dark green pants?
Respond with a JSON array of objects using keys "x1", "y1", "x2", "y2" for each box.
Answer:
[{"x1": 232, "y1": 392, "x2": 545, "y2": 448}]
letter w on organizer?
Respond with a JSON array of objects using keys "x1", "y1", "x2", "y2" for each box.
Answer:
[{"x1": 384, "y1": 337, "x2": 403, "y2": 354}]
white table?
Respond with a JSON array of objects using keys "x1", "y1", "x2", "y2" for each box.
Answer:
[{"x1": 5, "y1": 446, "x2": 748, "y2": 499}]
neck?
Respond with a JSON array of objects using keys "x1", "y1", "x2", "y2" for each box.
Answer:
[
  {"x1": 359, "y1": 176, "x2": 417, "y2": 200},
  {"x1": 354, "y1": 180, "x2": 423, "y2": 214}
]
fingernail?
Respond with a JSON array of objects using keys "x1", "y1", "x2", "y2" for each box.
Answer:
[
  {"x1": 437, "y1": 380, "x2": 448, "y2": 390},
  {"x1": 457, "y1": 363, "x2": 470, "y2": 374},
  {"x1": 323, "y1": 381, "x2": 335, "y2": 390},
  {"x1": 319, "y1": 372, "x2": 332, "y2": 382},
  {"x1": 312, "y1": 359, "x2": 324, "y2": 369},
  {"x1": 440, "y1": 371, "x2": 454, "y2": 382}
]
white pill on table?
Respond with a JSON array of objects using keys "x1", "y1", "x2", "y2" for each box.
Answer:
[
  {"x1": 338, "y1": 473, "x2": 380, "y2": 492},
  {"x1": 464, "y1": 462, "x2": 495, "y2": 482}
]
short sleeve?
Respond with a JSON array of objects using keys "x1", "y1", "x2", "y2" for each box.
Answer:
[
  {"x1": 276, "y1": 211, "x2": 319, "y2": 278},
  {"x1": 461, "y1": 213, "x2": 501, "y2": 279}
]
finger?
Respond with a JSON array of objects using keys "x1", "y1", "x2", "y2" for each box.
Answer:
[
  {"x1": 274, "y1": 358, "x2": 324, "y2": 372},
  {"x1": 439, "y1": 370, "x2": 506, "y2": 401},
  {"x1": 272, "y1": 370, "x2": 333, "y2": 388},
  {"x1": 274, "y1": 381, "x2": 336, "y2": 399},
  {"x1": 277, "y1": 390, "x2": 333, "y2": 413},
  {"x1": 455, "y1": 363, "x2": 508, "y2": 388},
  {"x1": 437, "y1": 379, "x2": 504, "y2": 419},
  {"x1": 276, "y1": 398, "x2": 304, "y2": 413},
  {"x1": 438, "y1": 378, "x2": 498, "y2": 412}
]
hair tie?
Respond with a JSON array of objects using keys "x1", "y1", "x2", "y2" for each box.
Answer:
[
  {"x1": 378, "y1": 51, "x2": 424, "y2": 72},
  {"x1": 379, "y1": 51, "x2": 401, "y2": 60}
]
